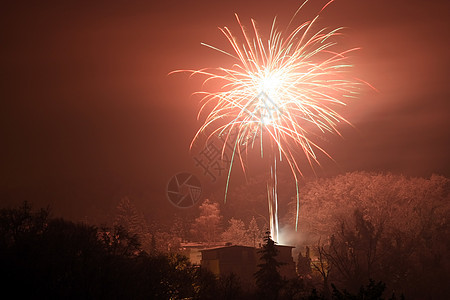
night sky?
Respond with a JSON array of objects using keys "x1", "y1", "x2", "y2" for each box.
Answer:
[{"x1": 1, "y1": 0, "x2": 449, "y2": 222}]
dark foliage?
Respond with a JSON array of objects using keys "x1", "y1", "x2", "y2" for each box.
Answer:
[
  {"x1": 331, "y1": 279, "x2": 403, "y2": 300},
  {"x1": 254, "y1": 230, "x2": 285, "y2": 300},
  {"x1": 0, "y1": 202, "x2": 418, "y2": 299},
  {"x1": 0, "y1": 202, "x2": 218, "y2": 299}
]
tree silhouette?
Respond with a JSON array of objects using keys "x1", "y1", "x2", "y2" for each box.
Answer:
[
  {"x1": 320, "y1": 210, "x2": 383, "y2": 292},
  {"x1": 114, "y1": 196, "x2": 150, "y2": 250},
  {"x1": 222, "y1": 218, "x2": 247, "y2": 245},
  {"x1": 98, "y1": 224, "x2": 141, "y2": 257},
  {"x1": 297, "y1": 246, "x2": 312, "y2": 277},
  {"x1": 254, "y1": 230, "x2": 284, "y2": 299},
  {"x1": 312, "y1": 242, "x2": 331, "y2": 299},
  {"x1": 0, "y1": 202, "x2": 221, "y2": 299},
  {"x1": 331, "y1": 279, "x2": 401, "y2": 300},
  {"x1": 247, "y1": 216, "x2": 262, "y2": 247}
]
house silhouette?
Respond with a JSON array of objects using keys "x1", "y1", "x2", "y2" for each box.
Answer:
[{"x1": 200, "y1": 244, "x2": 296, "y2": 289}]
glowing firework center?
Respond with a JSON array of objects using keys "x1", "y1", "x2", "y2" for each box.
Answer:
[
  {"x1": 173, "y1": 1, "x2": 366, "y2": 243},
  {"x1": 254, "y1": 72, "x2": 283, "y2": 126}
]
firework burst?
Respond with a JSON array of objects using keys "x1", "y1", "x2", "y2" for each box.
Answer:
[{"x1": 172, "y1": 0, "x2": 367, "y2": 242}]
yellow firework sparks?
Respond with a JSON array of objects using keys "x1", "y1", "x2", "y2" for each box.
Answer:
[{"x1": 172, "y1": 0, "x2": 367, "y2": 241}]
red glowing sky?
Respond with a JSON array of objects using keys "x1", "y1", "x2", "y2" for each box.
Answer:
[{"x1": 1, "y1": 0, "x2": 449, "y2": 220}]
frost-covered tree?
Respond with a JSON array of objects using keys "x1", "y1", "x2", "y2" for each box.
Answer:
[
  {"x1": 222, "y1": 218, "x2": 247, "y2": 245},
  {"x1": 285, "y1": 172, "x2": 450, "y2": 246},
  {"x1": 285, "y1": 172, "x2": 450, "y2": 299},
  {"x1": 190, "y1": 199, "x2": 222, "y2": 245},
  {"x1": 247, "y1": 216, "x2": 263, "y2": 247}
]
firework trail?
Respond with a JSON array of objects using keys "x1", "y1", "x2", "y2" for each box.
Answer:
[{"x1": 172, "y1": 0, "x2": 367, "y2": 242}]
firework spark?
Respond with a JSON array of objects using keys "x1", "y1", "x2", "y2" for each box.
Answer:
[{"x1": 173, "y1": 0, "x2": 366, "y2": 242}]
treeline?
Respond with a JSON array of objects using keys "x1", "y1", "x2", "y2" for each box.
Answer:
[
  {"x1": 0, "y1": 202, "x2": 402, "y2": 300},
  {"x1": 2, "y1": 172, "x2": 448, "y2": 299},
  {"x1": 287, "y1": 172, "x2": 450, "y2": 299},
  {"x1": 113, "y1": 196, "x2": 267, "y2": 250},
  {"x1": 0, "y1": 202, "x2": 248, "y2": 299}
]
